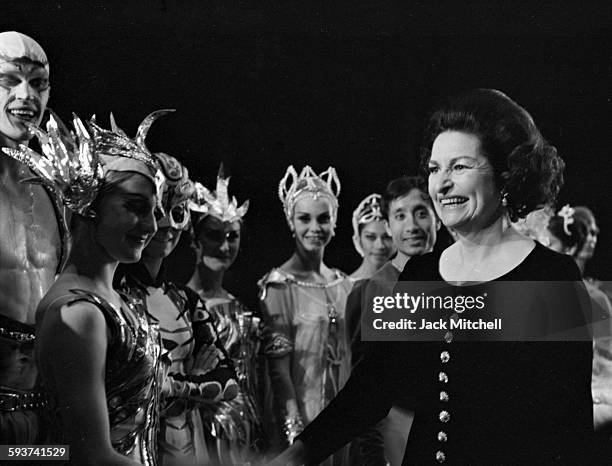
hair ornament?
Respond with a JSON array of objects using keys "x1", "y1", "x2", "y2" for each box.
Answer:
[
  {"x1": 352, "y1": 193, "x2": 385, "y2": 256},
  {"x1": 558, "y1": 204, "x2": 575, "y2": 236},
  {"x1": 278, "y1": 165, "x2": 341, "y2": 229},
  {"x1": 189, "y1": 164, "x2": 249, "y2": 223}
]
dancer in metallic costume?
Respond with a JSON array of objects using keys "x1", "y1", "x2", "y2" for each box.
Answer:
[
  {"x1": 115, "y1": 153, "x2": 239, "y2": 466},
  {"x1": 259, "y1": 165, "x2": 352, "y2": 465},
  {"x1": 187, "y1": 167, "x2": 264, "y2": 465},
  {"x1": 5, "y1": 111, "x2": 169, "y2": 465},
  {"x1": 0, "y1": 31, "x2": 67, "y2": 443}
]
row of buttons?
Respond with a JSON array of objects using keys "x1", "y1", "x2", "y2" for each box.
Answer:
[{"x1": 436, "y1": 331, "x2": 453, "y2": 463}]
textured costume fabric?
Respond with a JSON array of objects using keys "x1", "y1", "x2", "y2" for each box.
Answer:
[
  {"x1": 115, "y1": 262, "x2": 238, "y2": 466},
  {"x1": 197, "y1": 293, "x2": 264, "y2": 465},
  {"x1": 259, "y1": 268, "x2": 353, "y2": 465},
  {"x1": 298, "y1": 243, "x2": 594, "y2": 465}
]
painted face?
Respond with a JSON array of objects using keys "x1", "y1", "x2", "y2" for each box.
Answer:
[
  {"x1": 0, "y1": 61, "x2": 49, "y2": 144},
  {"x1": 578, "y1": 216, "x2": 599, "y2": 260},
  {"x1": 93, "y1": 174, "x2": 158, "y2": 263},
  {"x1": 291, "y1": 195, "x2": 334, "y2": 252},
  {"x1": 387, "y1": 188, "x2": 437, "y2": 257},
  {"x1": 428, "y1": 131, "x2": 501, "y2": 234},
  {"x1": 197, "y1": 216, "x2": 241, "y2": 272}
]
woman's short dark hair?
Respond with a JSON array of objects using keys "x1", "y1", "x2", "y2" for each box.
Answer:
[{"x1": 421, "y1": 89, "x2": 564, "y2": 221}]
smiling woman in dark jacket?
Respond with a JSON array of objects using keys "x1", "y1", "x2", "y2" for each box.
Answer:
[{"x1": 268, "y1": 89, "x2": 594, "y2": 465}]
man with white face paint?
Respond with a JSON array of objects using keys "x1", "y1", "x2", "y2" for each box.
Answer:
[
  {"x1": 0, "y1": 32, "x2": 67, "y2": 443},
  {"x1": 345, "y1": 176, "x2": 440, "y2": 466}
]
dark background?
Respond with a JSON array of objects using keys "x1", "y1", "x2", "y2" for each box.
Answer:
[{"x1": 4, "y1": 1, "x2": 611, "y2": 310}]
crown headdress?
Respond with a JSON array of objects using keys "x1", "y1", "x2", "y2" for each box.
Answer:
[
  {"x1": 2, "y1": 109, "x2": 172, "y2": 218},
  {"x1": 352, "y1": 193, "x2": 385, "y2": 256},
  {"x1": 278, "y1": 165, "x2": 341, "y2": 229},
  {"x1": 189, "y1": 165, "x2": 249, "y2": 223}
]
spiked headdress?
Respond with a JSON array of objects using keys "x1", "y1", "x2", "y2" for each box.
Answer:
[
  {"x1": 2, "y1": 110, "x2": 172, "y2": 218},
  {"x1": 189, "y1": 165, "x2": 249, "y2": 224},
  {"x1": 278, "y1": 165, "x2": 340, "y2": 230}
]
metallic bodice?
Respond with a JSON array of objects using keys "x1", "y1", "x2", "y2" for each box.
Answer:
[
  {"x1": 204, "y1": 295, "x2": 260, "y2": 394},
  {"x1": 62, "y1": 289, "x2": 164, "y2": 466},
  {"x1": 199, "y1": 294, "x2": 263, "y2": 459}
]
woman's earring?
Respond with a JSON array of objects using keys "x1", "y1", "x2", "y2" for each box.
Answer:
[{"x1": 501, "y1": 193, "x2": 508, "y2": 207}]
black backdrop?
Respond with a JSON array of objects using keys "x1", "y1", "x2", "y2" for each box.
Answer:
[{"x1": 3, "y1": 1, "x2": 611, "y2": 311}]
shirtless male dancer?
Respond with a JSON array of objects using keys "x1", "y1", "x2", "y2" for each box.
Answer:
[{"x1": 0, "y1": 31, "x2": 67, "y2": 443}]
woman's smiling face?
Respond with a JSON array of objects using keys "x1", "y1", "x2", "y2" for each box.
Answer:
[
  {"x1": 291, "y1": 195, "x2": 334, "y2": 252},
  {"x1": 428, "y1": 131, "x2": 502, "y2": 234}
]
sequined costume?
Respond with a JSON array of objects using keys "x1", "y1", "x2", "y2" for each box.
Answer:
[
  {"x1": 195, "y1": 291, "x2": 264, "y2": 465},
  {"x1": 40, "y1": 289, "x2": 164, "y2": 466},
  {"x1": 115, "y1": 263, "x2": 238, "y2": 466},
  {"x1": 259, "y1": 268, "x2": 353, "y2": 465}
]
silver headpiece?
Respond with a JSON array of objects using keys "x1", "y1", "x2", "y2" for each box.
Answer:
[
  {"x1": 155, "y1": 152, "x2": 194, "y2": 230},
  {"x1": 189, "y1": 165, "x2": 249, "y2": 223},
  {"x1": 278, "y1": 165, "x2": 340, "y2": 230},
  {"x1": 2, "y1": 110, "x2": 171, "y2": 217},
  {"x1": 352, "y1": 193, "x2": 385, "y2": 256}
]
